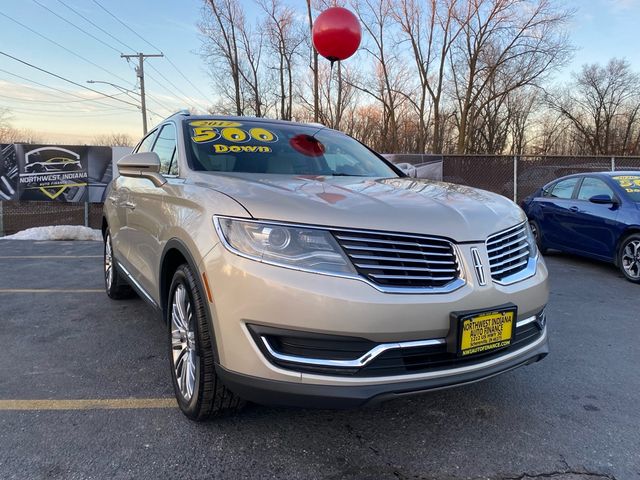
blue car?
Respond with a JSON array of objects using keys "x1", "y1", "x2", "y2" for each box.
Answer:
[{"x1": 521, "y1": 171, "x2": 640, "y2": 283}]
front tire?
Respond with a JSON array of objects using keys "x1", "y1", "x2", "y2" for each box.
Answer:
[
  {"x1": 104, "y1": 231, "x2": 135, "y2": 299},
  {"x1": 618, "y1": 234, "x2": 640, "y2": 284},
  {"x1": 529, "y1": 220, "x2": 547, "y2": 254},
  {"x1": 167, "y1": 264, "x2": 244, "y2": 420}
]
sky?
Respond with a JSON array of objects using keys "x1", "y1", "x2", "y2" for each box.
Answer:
[{"x1": 1, "y1": 0, "x2": 640, "y2": 144}]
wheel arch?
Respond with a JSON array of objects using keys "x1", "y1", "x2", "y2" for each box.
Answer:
[
  {"x1": 614, "y1": 227, "x2": 640, "y2": 266},
  {"x1": 160, "y1": 238, "x2": 221, "y2": 359},
  {"x1": 101, "y1": 217, "x2": 108, "y2": 240}
]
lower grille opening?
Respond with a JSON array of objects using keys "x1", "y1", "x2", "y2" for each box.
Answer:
[{"x1": 249, "y1": 314, "x2": 545, "y2": 377}]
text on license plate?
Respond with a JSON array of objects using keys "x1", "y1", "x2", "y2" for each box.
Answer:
[{"x1": 460, "y1": 310, "x2": 514, "y2": 356}]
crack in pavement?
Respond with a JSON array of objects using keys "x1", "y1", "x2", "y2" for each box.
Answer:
[{"x1": 498, "y1": 470, "x2": 617, "y2": 480}]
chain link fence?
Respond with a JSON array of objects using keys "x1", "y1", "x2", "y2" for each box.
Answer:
[
  {"x1": 0, "y1": 202, "x2": 103, "y2": 236},
  {"x1": 1, "y1": 155, "x2": 639, "y2": 236},
  {"x1": 443, "y1": 155, "x2": 640, "y2": 203}
]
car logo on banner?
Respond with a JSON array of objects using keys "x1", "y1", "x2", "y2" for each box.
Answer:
[{"x1": 19, "y1": 147, "x2": 88, "y2": 200}]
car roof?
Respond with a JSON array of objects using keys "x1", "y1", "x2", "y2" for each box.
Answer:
[
  {"x1": 547, "y1": 170, "x2": 639, "y2": 183},
  {"x1": 599, "y1": 170, "x2": 640, "y2": 177}
]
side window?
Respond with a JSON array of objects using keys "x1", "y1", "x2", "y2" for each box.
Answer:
[
  {"x1": 577, "y1": 178, "x2": 613, "y2": 201},
  {"x1": 550, "y1": 178, "x2": 579, "y2": 199},
  {"x1": 136, "y1": 130, "x2": 157, "y2": 153},
  {"x1": 152, "y1": 124, "x2": 178, "y2": 175}
]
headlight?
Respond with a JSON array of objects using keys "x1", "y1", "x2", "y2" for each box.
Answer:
[
  {"x1": 524, "y1": 222, "x2": 538, "y2": 258},
  {"x1": 214, "y1": 217, "x2": 356, "y2": 275}
]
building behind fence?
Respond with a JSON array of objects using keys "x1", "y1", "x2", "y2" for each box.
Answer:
[{"x1": 1, "y1": 155, "x2": 639, "y2": 237}]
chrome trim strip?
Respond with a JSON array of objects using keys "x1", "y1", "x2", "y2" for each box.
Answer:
[
  {"x1": 491, "y1": 258, "x2": 529, "y2": 276},
  {"x1": 354, "y1": 263, "x2": 457, "y2": 272},
  {"x1": 490, "y1": 249, "x2": 529, "y2": 269},
  {"x1": 492, "y1": 256, "x2": 538, "y2": 286},
  {"x1": 260, "y1": 335, "x2": 446, "y2": 368},
  {"x1": 486, "y1": 221, "x2": 538, "y2": 286},
  {"x1": 116, "y1": 262, "x2": 158, "y2": 308},
  {"x1": 486, "y1": 222, "x2": 526, "y2": 240},
  {"x1": 306, "y1": 327, "x2": 548, "y2": 383},
  {"x1": 350, "y1": 254, "x2": 456, "y2": 265},
  {"x1": 213, "y1": 216, "x2": 467, "y2": 295},
  {"x1": 487, "y1": 235, "x2": 527, "y2": 253},
  {"x1": 342, "y1": 244, "x2": 453, "y2": 256},
  {"x1": 370, "y1": 273, "x2": 456, "y2": 280},
  {"x1": 334, "y1": 234, "x2": 450, "y2": 249},
  {"x1": 516, "y1": 315, "x2": 537, "y2": 328}
]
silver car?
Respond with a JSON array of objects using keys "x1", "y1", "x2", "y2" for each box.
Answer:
[{"x1": 102, "y1": 112, "x2": 549, "y2": 420}]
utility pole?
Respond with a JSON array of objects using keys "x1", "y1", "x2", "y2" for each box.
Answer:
[{"x1": 121, "y1": 52, "x2": 163, "y2": 134}]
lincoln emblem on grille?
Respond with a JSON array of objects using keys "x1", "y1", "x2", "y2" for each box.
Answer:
[{"x1": 471, "y1": 247, "x2": 487, "y2": 286}]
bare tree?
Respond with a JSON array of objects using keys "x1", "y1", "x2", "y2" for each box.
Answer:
[
  {"x1": 0, "y1": 108, "x2": 13, "y2": 143},
  {"x1": 306, "y1": 0, "x2": 320, "y2": 122},
  {"x1": 392, "y1": 0, "x2": 468, "y2": 153},
  {"x1": 450, "y1": 0, "x2": 573, "y2": 153},
  {"x1": 258, "y1": 0, "x2": 304, "y2": 120},
  {"x1": 351, "y1": 0, "x2": 410, "y2": 152},
  {"x1": 200, "y1": 0, "x2": 246, "y2": 115},
  {"x1": 548, "y1": 59, "x2": 640, "y2": 155},
  {"x1": 92, "y1": 133, "x2": 135, "y2": 147},
  {"x1": 238, "y1": 20, "x2": 266, "y2": 117}
]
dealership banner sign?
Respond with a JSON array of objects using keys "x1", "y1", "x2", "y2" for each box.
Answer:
[{"x1": 0, "y1": 143, "x2": 124, "y2": 203}]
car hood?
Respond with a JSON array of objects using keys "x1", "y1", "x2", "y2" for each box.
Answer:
[{"x1": 191, "y1": 173, "x2": 525, "y2": 242}]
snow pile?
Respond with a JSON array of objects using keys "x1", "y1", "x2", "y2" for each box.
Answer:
[{"x1": 2, "y1": 225, "x2": 102, "y2": 241}]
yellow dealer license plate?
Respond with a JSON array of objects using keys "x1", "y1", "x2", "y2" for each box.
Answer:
[{"x1": 458, "y1": 307, "x2": 516, "y2": 357}]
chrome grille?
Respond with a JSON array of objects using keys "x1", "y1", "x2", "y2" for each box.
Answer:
[
  {"x1": 486, "y1": 223, "x2": 531, "y2": 281},
  {"x1": 332, "y1": 229, "x2": 460, "y2": 289}
]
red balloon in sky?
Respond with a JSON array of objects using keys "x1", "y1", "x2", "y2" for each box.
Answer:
[{"x1": 312, "y1": 7, "x2": 362, "y2": 62}]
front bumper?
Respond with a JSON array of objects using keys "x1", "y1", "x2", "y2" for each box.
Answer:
[
  {"x1": 199, "y1": 241, "x2": 549, "y2": 397},
  {"x1": 216, "y1": 327, "x2": 548, "y2": 408}
]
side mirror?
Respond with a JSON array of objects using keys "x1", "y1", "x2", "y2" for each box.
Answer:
[
  {"x1": 395, "y1": 162, "x2": 418, "y2": 178},
  {"x1": 117, "y1": 152, "x2": 166, "y2": 187},
  {"x1": 589, "y1": 194, "x2": 616, "y2": 205}
]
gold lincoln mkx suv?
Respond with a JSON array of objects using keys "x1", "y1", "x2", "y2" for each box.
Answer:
[{"x1": 102, "y1": 111, "x2": 549, "y2": 421}]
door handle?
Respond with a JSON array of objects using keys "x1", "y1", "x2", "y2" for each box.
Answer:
[
  {"x1": 569, "y1": 206, "x2": 580, "y2": 213},
  {"x1": 123, "y1": 201, "x2": 136, "y2": 210}
]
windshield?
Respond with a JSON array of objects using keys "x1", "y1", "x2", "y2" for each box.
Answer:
[
  {"x1": 183, "y1": 119, "x2": 398, "y2": 177},
  {"x1": 612, "y1": 175, "x2": 640, "y2": 201}
]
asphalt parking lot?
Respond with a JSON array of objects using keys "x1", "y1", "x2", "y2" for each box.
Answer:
[{"x1": 0, "y1": 240, "x2": 638, "y2": 480}]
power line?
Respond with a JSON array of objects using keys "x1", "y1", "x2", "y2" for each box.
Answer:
[
  {"x1": 0, "y1": 91, "x2": 131, "y2": 105},
  {"x1": 32, "y1": 0, "x2": 121, "y2": 54},
  {"x1": 8, "y1": 104, "x2": 137, "y2": 114},
  {"x1": 143, "y1": 91, "x2": 177, "y2": 116},
  {"x1": 146, "y1": 64, "x2": 200, "y2": 106},
  {"x1": 22, "y1": 0, "x2": 177, "y2": 115},
  {"x1": 9, "y1": 108, "x2": 144, "y2": 118},
  {"x1": 92, "y1": 0, "x2": 162, "y2": 54},
  {"x1": 0, "y1": 68, "x2": 138, "y2": 111},
  {"x1": 0, "y1": 51, "x2": 141, "y2": 109},
  {"x1": 91, "y1": 0, "x2": 214, "y2": 105},
  {"x1": 55, "y1": 0, "x2": 136, "y2": 53},
  {"x1": 121, "y1": 52, "x2": 164, "y2": 134},
  {"x1": 0, "y1": 10, "x2": 134, "y2": 88}
]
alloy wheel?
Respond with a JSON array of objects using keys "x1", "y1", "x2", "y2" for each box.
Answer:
[
  {"x1": 621, "y1": 240, "x2": 640, "y2": 280},
  {"x1": 105, "y1": 235, "x2": 113, "y2": 290},
  {"x1": 171, "y1": 284, "x2": 197, "y2": 402}
]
